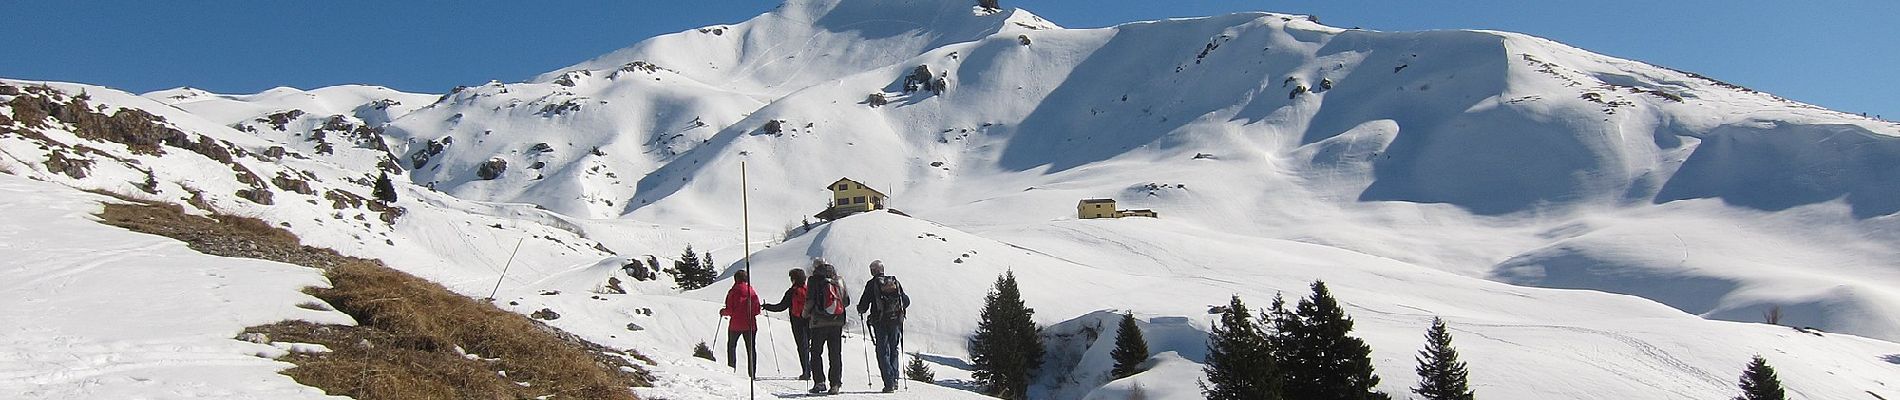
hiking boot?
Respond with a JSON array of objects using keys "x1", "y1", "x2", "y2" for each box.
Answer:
[
  {"x1": 881, "y1": 384, "x2": 895, "y2": 393},
  {"x1": 797, "y1": 373, "x2": 811, "y2": 380},
  {"x1": 810, "y1": 383, "x2": 827, "y2": 394},
  {"x1": 827, "y1": 385, "x2": 841, "y2": 395}
]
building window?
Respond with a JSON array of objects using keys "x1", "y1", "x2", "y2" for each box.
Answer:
[
  {"x1": 836, "y1": 183, "x2": 849, "y2": 191},
  {"x1": 854, "y1": 196, "x2": 866, "y2": 204}
]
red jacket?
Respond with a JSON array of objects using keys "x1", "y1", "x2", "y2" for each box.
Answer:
[{"x1": 720, "y1": 282, "x2": 762, "y2": 332}]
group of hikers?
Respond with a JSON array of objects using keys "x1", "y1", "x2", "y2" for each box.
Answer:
[{"x1": 718, "y1": 258, "x2": 912, "y2": 394}]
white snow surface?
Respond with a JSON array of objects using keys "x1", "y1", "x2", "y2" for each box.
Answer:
[
  {"x1": 0, "y1": 174, "x2": 352, "y2": 399},
  {"x1": 6, "y1": 0, "x2": 1900, "y2": 398}
]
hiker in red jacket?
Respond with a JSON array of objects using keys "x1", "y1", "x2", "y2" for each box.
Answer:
[
  {"x1": 762, "y1": 267, "x2": 812, "y2": 380},
  {"x1": 719, "y1": 269, "x2": 762, "y2": 378}
]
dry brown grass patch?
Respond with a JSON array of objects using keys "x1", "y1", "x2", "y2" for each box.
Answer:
[
  {"x1": 96, "y1": 201, "x2": 363, "y2": 270},
  {"x1": 276, "y1": 262, "x2": 646, "y2": 399},
  {"x1": 93, "y1": 199, "x2": 649, "y2": 399}
]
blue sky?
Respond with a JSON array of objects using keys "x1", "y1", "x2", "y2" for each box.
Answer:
[{"x1": 3, "y1": 1, "x2": 1895, "y2": 117}]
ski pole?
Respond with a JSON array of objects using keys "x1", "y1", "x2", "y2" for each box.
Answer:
[
  {"x1": 708, "y1": 315, "x2": 723, "y2": 345},
  {"x1": 861, "y1": 314, "x2": 873, "y2": 389},
  {"x1": 766, "y1": 318, "x2": 783, "y2": 374},
  {"x1": 898, "y1": 325, "x2": 908, "y2": 391}
]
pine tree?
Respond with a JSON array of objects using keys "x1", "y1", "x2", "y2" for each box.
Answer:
[
  {"x1": 1734, "y1": 355, "x2": 1787, "y2": 400},
  {"x1": 372, "y1": 172, "x2": 398, "y2": 203},
  {"x1": 1111, "y1": 311, "x2": 1151, "y2": 379},
  {"x1": 1413, "y1": 317, "x2": 1474, "y2": 400},
  {"x1": 1282, "y1": 281, "x2": 1390, "y2": 400},
  {"x1": 905, "y1": 353, "x2": 936, "y2": 382},
  {"x1": 693, "y1": 342, "x2": 715, "y2": 361},
  {"x1": 669, "y1": 245, "x2": 714, "y2": 290},
  {"x1": 1200, "y1": 296, "x2": 1280, "y2": 400},
  {"x1": 969, "y1": 271, "x2": 1044, "y2": 400},
  {"x1": 1263, "y1": 292, "x2": 1295, "y2": 369}
]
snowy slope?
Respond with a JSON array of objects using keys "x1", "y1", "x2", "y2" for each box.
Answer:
[
  {"x1": 0, "y1": 174, "x2": 352, "y2": 399},
  {"x1": 6, "y1": 0, "x2": 1900, "y2": 399}
]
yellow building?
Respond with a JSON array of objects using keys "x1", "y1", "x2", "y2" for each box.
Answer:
[
  {"x1": 828, "y1": 177, "x2": 887, "y2": 216},
  {"x1": 1078, "y1": 199, "x2": 1118, "y2": 219}
]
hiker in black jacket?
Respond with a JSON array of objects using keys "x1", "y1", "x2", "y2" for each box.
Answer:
[
  {"x1": 761, "y1": 268, "x2": 811, "y2": 380},
  {"x1": 803, "y1": 259, "x2": 850, "y2": 395},
  {"x1": 857, "y1": 260, "x2": 910, "y2": 392}
]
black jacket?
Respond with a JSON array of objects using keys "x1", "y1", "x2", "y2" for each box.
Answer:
[{"x1": 857, "y1": 275, "x2": 910, "y2": 325}]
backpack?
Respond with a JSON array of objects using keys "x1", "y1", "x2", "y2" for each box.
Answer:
[
  {"x1": 873, "y1": 276, "x2": 907, "y2": 322},
  {"x1": 808, "y1": 276, "x2": 848, "y2": 327},
  {"x1": 816, "y1": 279, "x2": 846, "y2": 316}
]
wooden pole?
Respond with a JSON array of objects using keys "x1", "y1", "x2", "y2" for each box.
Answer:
[
  {"x1": 485, "y1": 238, "x2": 526, "y2": 301},
  {"x1": 742, "y1": 161, "x2": 753, "y2": 399}
]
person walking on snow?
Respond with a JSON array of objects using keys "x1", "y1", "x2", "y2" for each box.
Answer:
[
  {"x1": 857, "y1": 260, "x2": 911, "y2": 393},
  {"x1": 719, "y1": 269, "x2": 762, "y2": 378},
  {"x1": 804, "y1": 259, "x2": 851, "y2": 394},
  {"x1": 761, "y1": 267, "x2": 811, "y2": 380}
]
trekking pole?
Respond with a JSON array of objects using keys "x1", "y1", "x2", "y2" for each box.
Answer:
[
  {"x1": 861, "y1": 315, "x2": 874, "y2": 389},
  {"x1": 766, "y1": 318, "x2": 783, "y2": 375},
  {"x1": 899, "y1": 328, "x2": 908, "y2": 391},
  {"x1": 712, "y1": 316, "x2": 727, "y2": 362}
]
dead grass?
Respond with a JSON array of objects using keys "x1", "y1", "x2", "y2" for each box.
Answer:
[
  {"x1": 96, "y1": 199, "x2": 650, "y2": 399},
  {"x1": 96, "y1": 200, "x2": 362, "y2": 270}
]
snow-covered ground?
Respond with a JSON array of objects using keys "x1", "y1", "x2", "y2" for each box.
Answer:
[
  {"x1": 0, "y1": 174, "x2": 352, "y2": 399},
  {"x1": 5, "y1": 0, "x2": 1900, "y2": 398}
]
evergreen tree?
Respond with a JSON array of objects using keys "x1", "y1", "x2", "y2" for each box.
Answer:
[
  {"x1": 1200, "y1": 296, "x2": 1280, "y2": 400},
  {"x1": 905, "y1": 353, "x2": 936, "y2": 382},
  {"x1": 1413, "y1": 317, "x2": 1474, "y2": 400},
  {"x1": 1263, "y1": 292, "x2": 1295, "y2": 368},
  {"x1": 668, "y1": 245, "x2": 715, "y2": 290},
  {"x1": 372, "y1": 172, "x2": 398, "y2": 203},
  {"x1": 1111, "y1": 311, "x2": 1151, "y2": 379},
  {"x1": 968, "y1": 271, "x2": 1044, "y2": 400},
  {"x1": 1734, "y1": 355, "x2": 1787, "y2": 400},
  {"x1": 1282, "y1": 281, "x2": 1390, "y2": 400},
  {"x1": 692, "y1": 342, "x2": 715, "y2": 361}
]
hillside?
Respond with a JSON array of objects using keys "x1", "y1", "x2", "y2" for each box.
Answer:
[{"x1": 5, "y1": 0, "x2": 1900, "y2": 398}]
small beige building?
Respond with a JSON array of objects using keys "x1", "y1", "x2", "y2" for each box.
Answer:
[
  {"x1": 1079, "y1": 198, "x2": 1158, "y2": 219},
  {"x1": 1078, "y1": 199, "x2": 1119, "y2": 219}
]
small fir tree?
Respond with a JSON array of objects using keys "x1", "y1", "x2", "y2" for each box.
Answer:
[
  {"x1": 1200, "y1": 295, "x2": 1280, "y2": 400},
  {"x1": 669, "y1": 245, "x2": 715, "y2": 290},
  {"x1": 1413, "y1": 317, "x2": 1474, "y2": 400},
  {"x1": 968, "y1": 271, "x2": 1044, "y2": 400},
  {"x1": 1263, "y1": 292, "x2": 1295, "y2": 368},
  {"x1": 372, "y1": 172, "x2": 397, "y2": 203},
  {"x1": 1734, "y1": 355, "x2": 1787, "y2": 400},
  {"x1": 693, "y1": 342, "x2": 715, "y2": 361},
  {"x1": 905, "y1": 354, "x2": 936, "y2": 382},
  {"x1": 1282, "y1": 281, "x2": 1390, "y2": 400},
  {"x1": 1110, "y1": 311, "x2": 1151, "y2": 379}
]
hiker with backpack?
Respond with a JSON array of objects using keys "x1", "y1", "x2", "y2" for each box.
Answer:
[
  {"x1": 761, "y1": 267, "x2": 811, "y2": 380},
  {"x1": 803, "y1": 258, "x2": 851, "y2": 394},
  {"x1": 718, "y1": 270, "x2": 762, "y2": 378},
  {"x1": 857, "y1": 260, "x2": 911, "y2": 393}
]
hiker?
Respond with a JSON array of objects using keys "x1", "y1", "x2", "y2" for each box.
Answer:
[
  {"x1": 719, "y1": 270, "x2": 762, "y2": 378},
  {"x1": 803, "y1": 258, "x2": 851, "y2": 394},
  {"x1": 857, "y1": 260, "x2": 911, "y2": 392},
  {"x1": 761, "y1": 267, "x2": 811, "y2": 380}
]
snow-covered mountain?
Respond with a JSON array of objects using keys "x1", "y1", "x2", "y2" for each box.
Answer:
[{"x1": 6, "y1": 0, "x2": 1900, "y2": 398}]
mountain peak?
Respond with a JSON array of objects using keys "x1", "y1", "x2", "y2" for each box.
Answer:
[{"x1": 533, "y1": 0, "x2": 1048, "y2": 94}]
